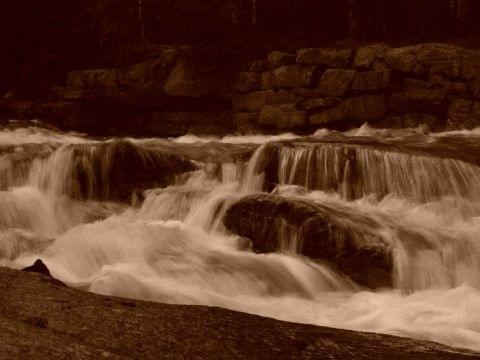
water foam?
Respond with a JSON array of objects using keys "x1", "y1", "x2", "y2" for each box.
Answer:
[{"x1": 2, "y1": 124, "x2": 480, "y2": 352}]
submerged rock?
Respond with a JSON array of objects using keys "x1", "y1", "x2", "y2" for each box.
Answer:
[
  {"x1": 38, "y1": 140, "x2": 197, "y2": 202},
  {"x1": 223, "y1": 194, "x2": 392, "y2": 288}
]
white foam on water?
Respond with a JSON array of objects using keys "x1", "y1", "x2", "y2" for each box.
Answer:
[{"x1": 2, "y1": 123, "x2": 480, "y2": 352}]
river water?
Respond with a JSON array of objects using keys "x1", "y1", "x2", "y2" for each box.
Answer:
[{"x1": 1, "y1": 122, "x2": 480, "y2": 351}]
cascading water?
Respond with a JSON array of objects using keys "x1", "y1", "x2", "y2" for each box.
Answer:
[{"x1": 2, "y1": 123, "x2": 480, "y2": 352}]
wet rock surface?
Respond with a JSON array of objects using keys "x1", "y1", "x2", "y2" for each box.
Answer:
[
  {"x1": 1, "y1": 266, "x2": 477, "y2": 360},
  {"x1": 224, "y1": 194, "x2": 393, "y2": 288},
  {"x1": 56, "y1": 140, "x2": 197, "y2": 202}
]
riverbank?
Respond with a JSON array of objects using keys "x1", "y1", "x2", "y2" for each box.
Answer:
[{"x1": 0, "y1": 266, "x2": 478, "y2": 360}]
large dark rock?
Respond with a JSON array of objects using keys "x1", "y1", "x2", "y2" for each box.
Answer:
[
  {"x1": 317, "y1": 69, "x2": 356, "y2": 97},
  {"x1": 233, "y1": 90, "x2": 302, "y2": 112},
  {"x1": 258, "y1": 104, "x2": 306, "y2": 129},
  {"x1": 118, "y1": 49, "x2": 178, "y2": 99},
  {"x1": 351, "y1": 70, "x2": 391, "y2": 93},
  {"x1": 233, "y1": 72, "x2": 262, "y2": 92},
  {"x1": 447, "y1": 99, "x2": 480, "y2": 128},
  {"x1": 302, "y1": 97, "x2": 340, "y2": 112},
  {"x1": 296, "y1": 48, "x2": 354, "y2": 68},
  {"x1": 224, "y1": 194, "x2": 392, "y2": 288},
  {"x1": 388, "y1": 89, "x2": 445, "y2": 114},
  {"x1": 381, "y1": 113, "x2": 439, "y2": 129},
  {"x1": 352, "y1": 45, "x2": 390, "y2": 70},
  {"x1": 22, "y1": 259, "x2": 51, "y2": 277},
  {"x1": 22, "y1": 259, "x2": 65, "y2": 287},
  {"x1": 383, "y1": 44, "x2": 464, "y2": 78},
  {"x1": 267, "y1": 51, "x2": 296, "y2": 69},
  {"x1": 163, "y1": 59, "x2": 229, "y2": 98},
  {"x1": 65, "y1": 140, "x2": 197, "y2": 202},
  {"x1": 309, "y1": 95, "x2": 386, "y2": 125},
  {"x1": 272, "y1": 65, "x2": 318, "y2": 88},
  {"x1": 67, "y1": 69, "x2": 119, "y2": 90}
]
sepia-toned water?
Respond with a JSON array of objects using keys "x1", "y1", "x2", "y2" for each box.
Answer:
[{"x1": 1, "y1": 122, "x2": 480, "y2": 351}]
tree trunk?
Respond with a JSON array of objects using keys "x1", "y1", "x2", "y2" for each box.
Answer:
[
  {"x1": 251, "y1": 0, "x2": 258, "y2": 27},
  {"x1": 138, "y1": 0, "x2": 145, "y2": 41},
  {"x1": 378, "y1": 0, "x2": 387, "y2": 39},
  {"x1": 347, "y1": 0, "x2": 359, "y2": 39},
  {"x1": 454, "y1": 0, "x2": 470, "y2": 34}
]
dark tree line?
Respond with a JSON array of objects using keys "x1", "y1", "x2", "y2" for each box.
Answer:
[{"x1": 2, "y1": 0, "x2": 480, "y2": 96}]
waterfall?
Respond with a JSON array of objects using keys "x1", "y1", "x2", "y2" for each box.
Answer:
[
  {"x1": 2, "y1": 123, "x2": 480, "y2": 351},
  {"x1": 255, "y1": 142, "x2": 480, "y2": 202}
]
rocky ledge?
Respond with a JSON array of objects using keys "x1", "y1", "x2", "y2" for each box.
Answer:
[
  {"x1": 1, "y1": 266, "x2": 478, "y2": 359},
  {"x1": 223, "y1": 194, "x2": 393, "y2": 289},
  {"x1": 5, "y1": 43, "x2": 480, "y2": 136}
]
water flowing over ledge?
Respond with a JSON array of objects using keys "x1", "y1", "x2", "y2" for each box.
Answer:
[{"x1": 2, "y1": 122, "x2": 480, "y2": 352}]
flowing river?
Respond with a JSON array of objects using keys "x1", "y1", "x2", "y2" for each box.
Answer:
[{"x1": 1, "y1": 122, "x2": 480, "y2": 352}]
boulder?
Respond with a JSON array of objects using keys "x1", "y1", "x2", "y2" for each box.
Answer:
[
  {"x1": 223, "y1": 194, "x2": 392, "y2": 288},
  {"x1": 272, "y1": 65, "x2": 318, "y2": 88},
  {"x1": 163, "y1": 59, "x2": 228, "y2": 98},
  {"x1": 404, "y1": 78, "x2": 431, "y2": 90},
  {"x1": 353, "y1": 44, "x2": 390, "y2": 69},
  {"x1": 309, "y1": 106, "x2": 347, "y2": 125},
  {"x1": 22, "y1": 259, "x2": 52, "y2": 277},
  {"x1": 64, "y1": 50, "x2": 179, "y2": 106},
  {"x1": 260, "y1": 71, "x2": 276, "y2": 90},
  {"x1": 310, "y1": 95, "x2": 386, "y2": 125},
  {"x1": 388, "y1": 89, "x2": 445, "y2": 114},
  {"x1": 317, "y1": 69, "x2": 356, "y2": 97},
  {"x1": 383, "y1": 44, "x2": 464, "y2": 78},
  {"x1": 461, "y1": 51, "x2": 480, "y2": 80},
  {"x1": 429, "y1": 74, "x2": 469, "y2": 96},
  {"x1": 233, "y1": 90, "x2": 301, "y2": 112},
  {"x1": 383, "y1": 46, "x2": 418, "y2": 74},
  {"x1": 22, "y1": 259, "x2": 66, "y2": 287},
  {"x1": 67, "y1": 69, "x2": 119, "y2": 90},
  {"x1": 258, "y1": 104, "x2": 306, "y2": 129},
  {"x1": 118, "y1": 49, "x2": 178, "y2": 97},
  {"x1": 293, "y1": 88, "x2": 336, "y2": 98},
  {"x1": 470, "y1": 81, "x2": 480, "y2": 99},
  {"x1": 381, "y1": 113, "x2": 438, "y2": 129},
  {"x1": 351, "y1": 70, "x2": 390, "y2": 92},
  {"x1": 267, "y1": 51, "x2": 296, "y2": 68},
  {"x1": 415, "y1": 44, "x2": 463, "y2": 78},
  {"x1": 233, "y1": 112, "x2": 258, "y2": 133},
  {"x1": 60, "y1": 89, "x2": 133, "y2": 106},
  {"x1": 234, "y1": 72, "x2": 262, "y2": 92},
  {"x1": 302, "y1": 97, "x2": 340, "y2": 112},
  {"x1": 243, "y1": 60, "x2": 267, "y2": 72},
  {"x1": 296, "y1": 48, "x2": 354, "y2": 68},
  {"x1": 66, "y1": 140, "x2": 197, "y2": 202},
  {"x1": 447, "y1": 99, "x2": 480, "y2": 128}
]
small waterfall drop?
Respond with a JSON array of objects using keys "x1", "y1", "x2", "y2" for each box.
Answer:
[{"x1": 2, "y1": 124, "x2": 480, "y2": 351}]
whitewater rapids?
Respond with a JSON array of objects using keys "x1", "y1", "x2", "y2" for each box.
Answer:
[{"x1": 1, "y1": 122, "x2": 480, "y2": 352}]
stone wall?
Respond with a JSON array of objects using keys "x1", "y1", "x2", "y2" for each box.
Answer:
[
  {"x1": 232, "y1": 43, "x2": 480, "y2": 132},
  {"x1": 4, "y1": 43, "x2": 480, "y2": 135}
]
